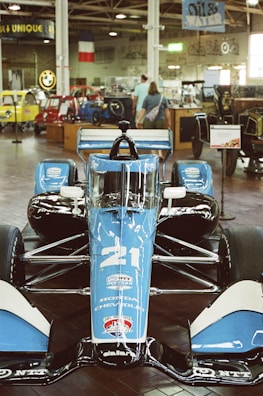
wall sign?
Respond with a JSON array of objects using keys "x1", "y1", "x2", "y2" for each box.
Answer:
[
  {"x1": 39, "y1": 70, "x2": 56, "y2": 90},
  {"x1": 0, "y1": 19, "x2": 55, "y2": 40},
  {"x1": 182, "y1": 0, "x2": 225, "y2": 33}
]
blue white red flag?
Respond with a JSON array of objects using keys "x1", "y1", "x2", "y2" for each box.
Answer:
[{"x1": 78, "y1": 31, "x2": 95, "y2": 62}]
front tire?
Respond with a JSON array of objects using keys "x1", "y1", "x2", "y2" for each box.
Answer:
[
  {"x1": 218, "y1": 225, "x2": 263, "y2": 287},
  {"x1": 0, "y1": 225, "x2": 25, "y2": 286},
  {"x1": 92, "y1": 110, "x2": 102, "y2": 126}
]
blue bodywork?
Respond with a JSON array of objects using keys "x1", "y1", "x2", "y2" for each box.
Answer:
[
  {"x1": 34, "y1": 159, "x2": 77, "y2": 194},
  {"x1": 173, "y1": 160, "x2": 214, "y2": 196},
  {"x1": 192, "y1": 311, "x2": 263, "y2": 353},
  {"x1": 87, "y1": 153, "x2": 159, "y2": 343},
  {"x1": 0, "y1": 311, "x2": 49, "y2": 352}
]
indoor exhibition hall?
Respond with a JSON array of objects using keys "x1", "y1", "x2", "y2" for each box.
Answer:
[{"x1": 0, "y1": 1, "x2": 263, "y2": 395}]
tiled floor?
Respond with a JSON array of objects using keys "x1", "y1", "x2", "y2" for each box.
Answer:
[{"x1": 0, "y1": 126, "x2": 263, "y2": 395}]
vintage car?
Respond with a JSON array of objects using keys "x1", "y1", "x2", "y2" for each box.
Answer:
[
  {"x1": 192, "y1": 85, "x2": 263, "y2": 175},
  {"x1": 0, "y1": 121, "x2": 263, "y2": 386},
  {"x1": 0, "y1": 90, "x2": 40, "y2": 131},
  {"x1": 34, "y1": 95, "x2": 79, "y2": 134},
  {"x1": 78, "y1": 97, "x2": 125, "y2": 125},
  {"x1": 70, "y1": 85, "x2": 102, "y2": 103}
]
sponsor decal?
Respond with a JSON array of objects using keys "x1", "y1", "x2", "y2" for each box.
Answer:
[
  {"x1": 193, "y1": 366, "x2": 251, "y2": 380},
  {"x1": 0, "y1": 368, "x2": 48, "y2": 379},
  {"x1": 106, "y1": 274, "x2": 133, "y2": 290},
  {"x1": 184, "y1": 167, "x2": 201, "y2": 178},
  {"x1": 0, "y1": 369, "x2": 12, "y2": 379},
  {"x1": 46, "y1": 167, "x2": 62, "y2": 178},
  {"x1": 103, "y1": 349, "x2": 136, "y2": 358},
  {"x1": 103, "y1": 316, "x2": 132, "y2": 337},
  {"x1": 95, "y1": 295, "x2": 144, "y2": 312}
]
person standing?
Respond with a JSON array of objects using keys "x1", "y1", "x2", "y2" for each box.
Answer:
[
  {"x1": 136, "y1": 81, "x2": 171, "y2": 129},
  {"x1": 132, "y1": 74, "x2": 149, "y2": 124}
]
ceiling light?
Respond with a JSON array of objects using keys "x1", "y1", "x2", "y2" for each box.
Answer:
[
  {"x1": 168, "y1": 65, "x2": 181, "y2": 69},
  {"x1": 116, "y1": 14, "x2": 127, "y2": 19},
  {"x1": 8, "y1": 4, "x2": 21, "y2": 11},
  {"x1": 109, "y1": 31, "x2": 118, "y2": 37},
  {"x1": 43, "y1": 39, "x2": 50, "y2": 44}
]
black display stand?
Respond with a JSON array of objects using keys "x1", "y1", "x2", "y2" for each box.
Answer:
[
  {"x1": 12, "y1": 96, "x2": 22, "y2": 144},
  {"x1": 219, "y1": 149, "x2": 235, "y2": 220}
]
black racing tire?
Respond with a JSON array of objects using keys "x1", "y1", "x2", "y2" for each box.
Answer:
[
  {"x1": 0, "y1": 225, "x2": 25, "y2": 286},
  {"x1": 108, "y1": 99, "x2": 125, "y2": 117},
  {"x1": 92, "y1": 110, "x2": 102, "y2": 126},
  {"x1": 221, "y1": 149, "x2": 239, "y2": 176},
  {"x1": 218, "y1": 225, "x2": 263, "y2": 287},
  {"x1": 192, "y1": 119, "x2": 203, "y2": 159}
]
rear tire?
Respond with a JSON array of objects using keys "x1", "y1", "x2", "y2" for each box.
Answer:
[
  {"x1": 108, "y1": 99, "x2": 125, "y2": 117},
  {"x1": 218, "y1": 225, "x2": 263, "y2": 287},
  {"x1": 0, "y1": 225, "x2": 25, "y2": 286},
  {"x1": 222, "y1": 149, "x2": 239, "y2": 176}
]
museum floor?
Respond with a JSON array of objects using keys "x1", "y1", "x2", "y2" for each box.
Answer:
[{"x1": 0, "y1": 126, "x2": 263, "y2": 396}]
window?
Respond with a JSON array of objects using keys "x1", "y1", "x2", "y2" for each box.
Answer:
[
  {"x1": 219, "y1": 69, "x2": 230, "y2": 85},
  {"x1": 248, "y1": 33, "x2": 263, "y2": 78}
]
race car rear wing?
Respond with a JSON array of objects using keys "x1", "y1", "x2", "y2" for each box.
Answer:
[{"x1": 77, "y1": 127, "x2": 173, "y2": 178}]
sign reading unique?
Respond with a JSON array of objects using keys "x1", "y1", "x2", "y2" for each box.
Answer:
[
  {"x1": 182, "y1": 0, "x2": 225, "y2": 32},
  {"x1": 0, "y1": 19, "x2": 55, "y2": 40}
]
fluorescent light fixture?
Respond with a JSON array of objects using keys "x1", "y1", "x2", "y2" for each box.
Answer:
[
  {"x1": 109, "y1": 31, "x2": 118, "y2": 37},
  {"x1": 8, "y1": 4, "x2": 21, "y2": 11},
  {"x1": 116, "y1": 13, "x2": 127, "y2": 19}
]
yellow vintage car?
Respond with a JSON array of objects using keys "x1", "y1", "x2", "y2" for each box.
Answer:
[{"x1": 0, "y1": 90, "x2": 40, "y2": 131}]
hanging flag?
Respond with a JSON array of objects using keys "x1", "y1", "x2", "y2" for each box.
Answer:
[{"x1": 78, "y1": 31, "x2": 95, "y2": 62}]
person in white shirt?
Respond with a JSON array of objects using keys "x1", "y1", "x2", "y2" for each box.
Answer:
[{"x1": 132, "y1": 74, "x2": 149, "y2": 124}]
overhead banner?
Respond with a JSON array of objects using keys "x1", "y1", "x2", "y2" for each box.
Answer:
[
  {"x1": 0, "y1": 19, "x2": 55, "y2": 40},
  {"x1": 182, "y1": 0, "x2": 225, "y2": 33}
]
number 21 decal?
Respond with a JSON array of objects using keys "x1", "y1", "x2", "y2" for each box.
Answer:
[{"x1": 100, "y1": 246, "x2": 140, "y2": 269}]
